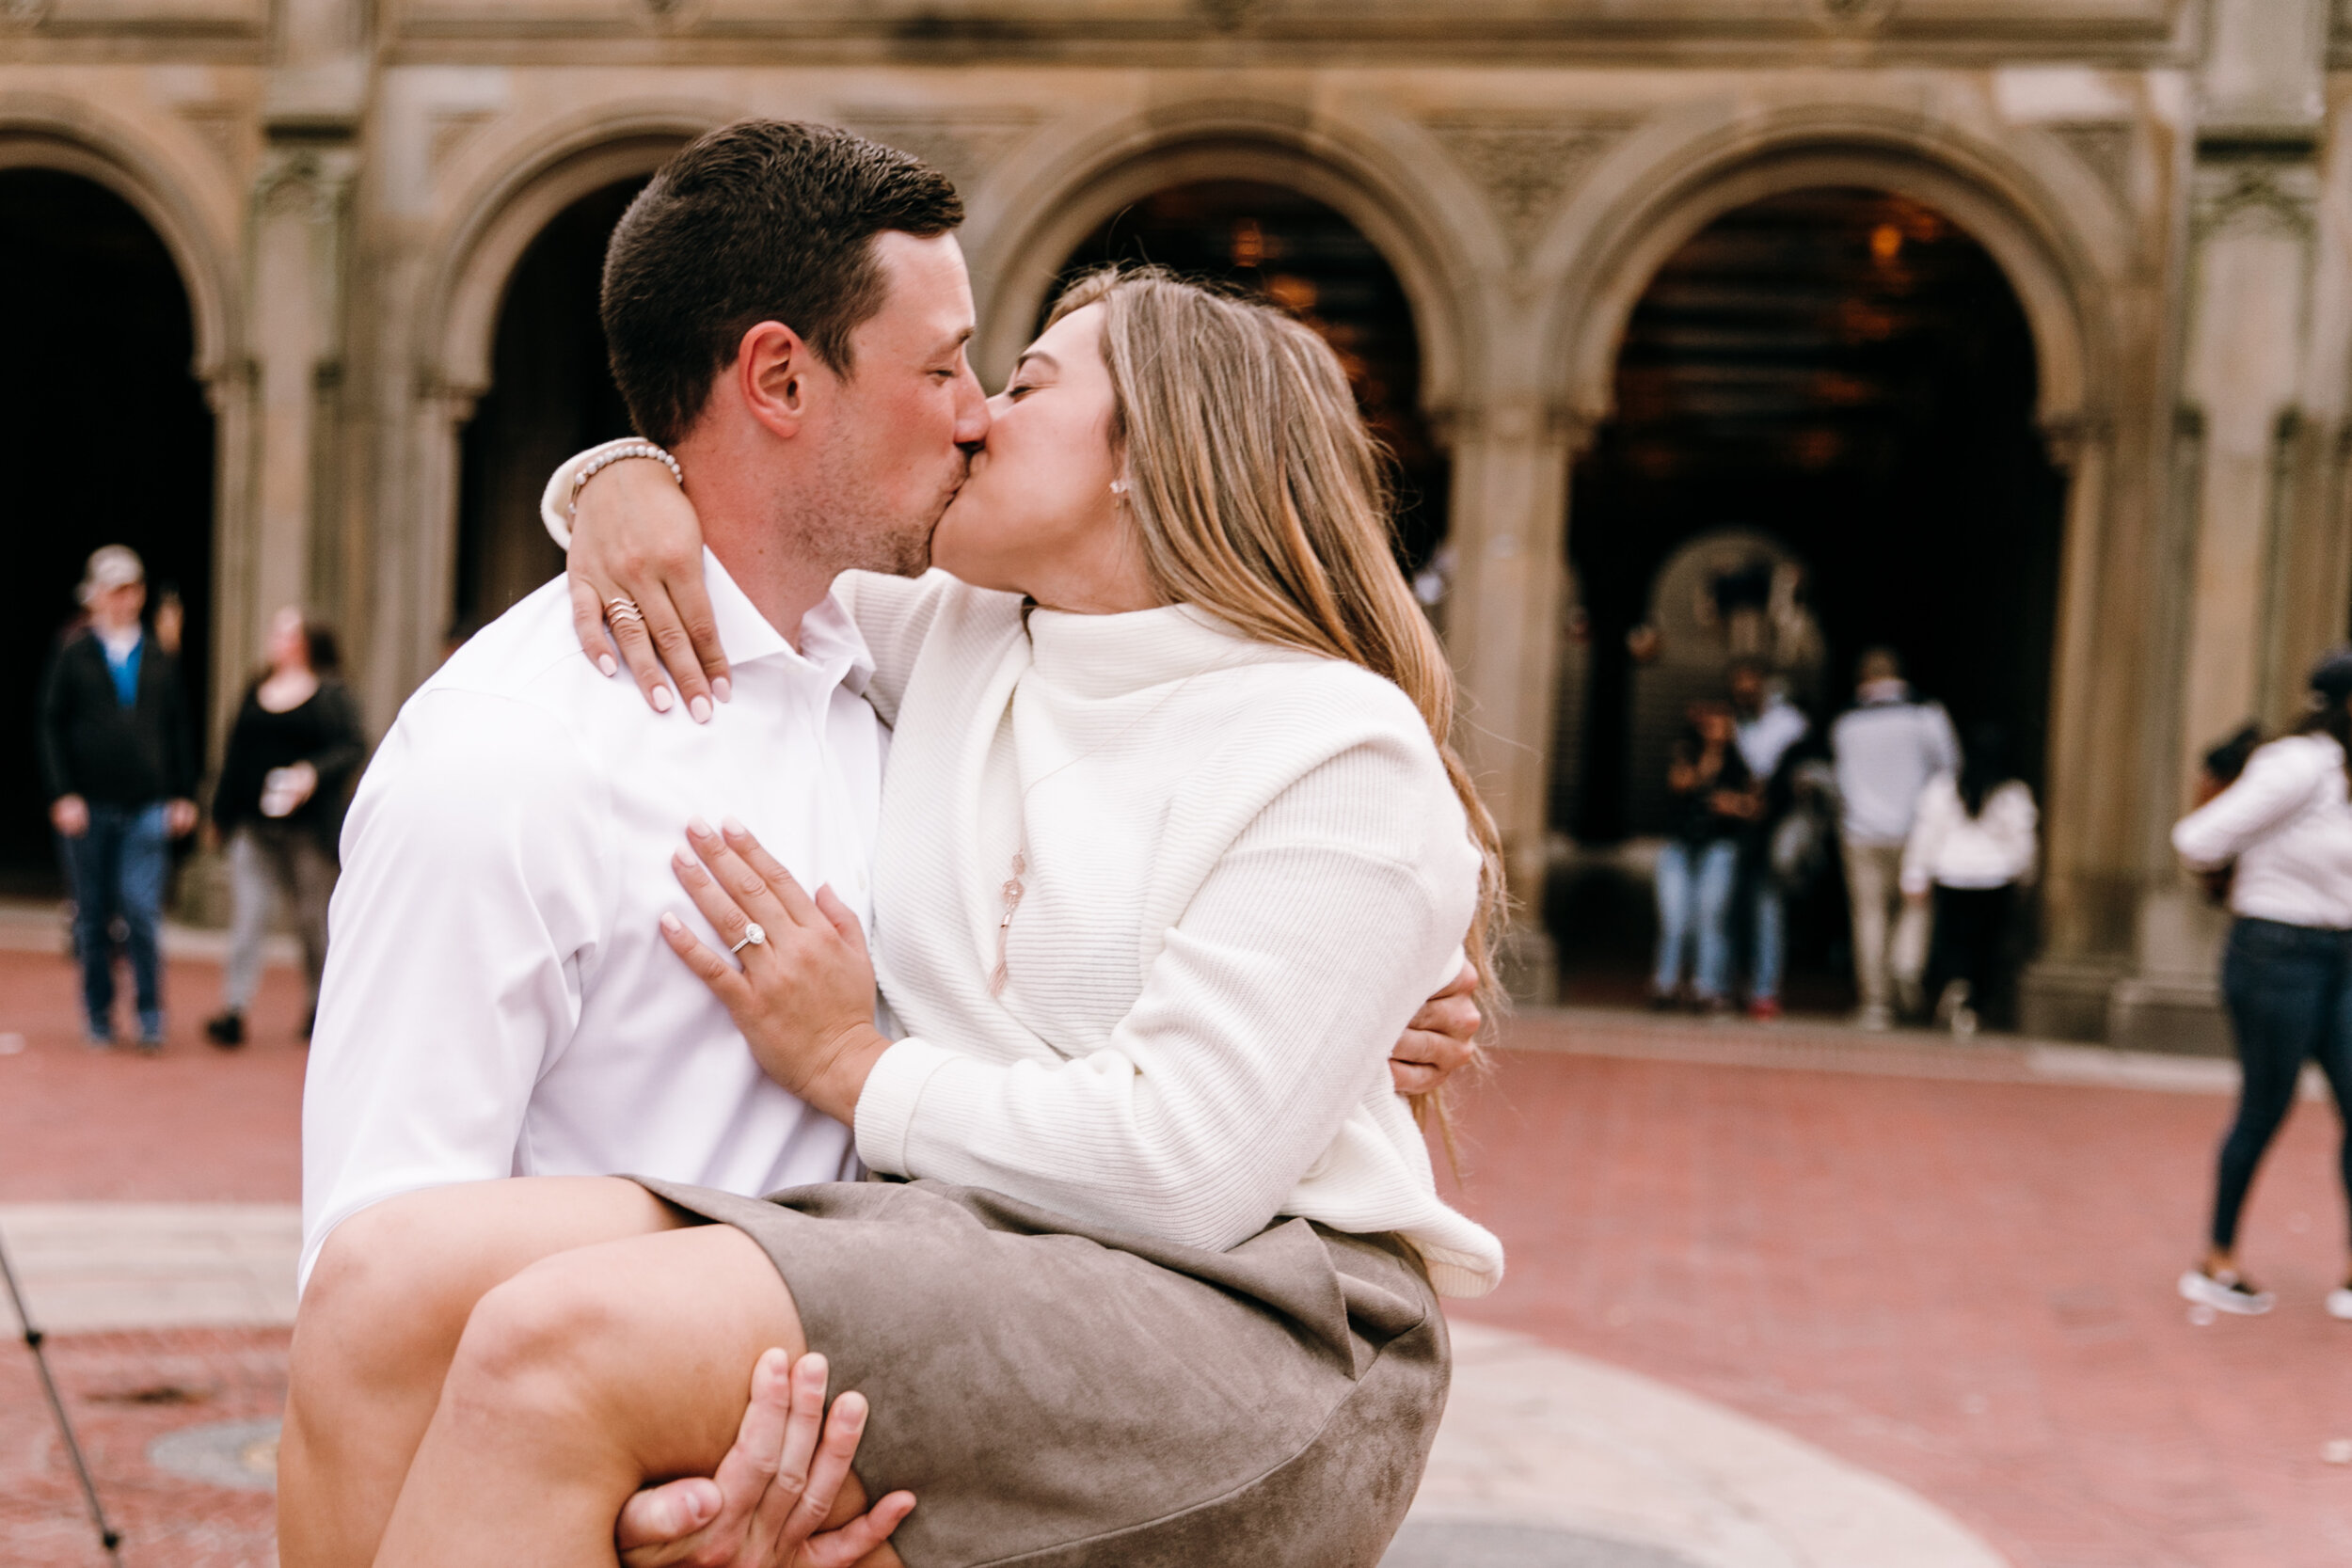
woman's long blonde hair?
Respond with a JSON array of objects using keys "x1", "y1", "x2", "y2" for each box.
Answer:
[{"x1": 1047, "y1": 266, "x2": 1508, "y2": 1114}]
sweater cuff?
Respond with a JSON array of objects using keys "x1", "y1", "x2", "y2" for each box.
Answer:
[{"x1": 852, "y1": 1037, "x2": 961, "y2": 1177}]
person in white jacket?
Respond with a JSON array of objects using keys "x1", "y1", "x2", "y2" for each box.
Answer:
[
  {"x1": 2171, "y1": 648, "x2": 2352, "y2": 1321},
  {"x1": 1900, "y1": 722, "x2": 2037, "y2": 1037}
]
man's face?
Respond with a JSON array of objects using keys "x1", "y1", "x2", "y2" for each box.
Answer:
[
  {"x1": 1728, "y1": 666, "x2": 1763, "y2": 715},
  {"x1": 91, "y1": 580, "x2": 144, "y2": 631},
  {"x1": 805, "y1": 231, "x2": 990, "y2": 578}
]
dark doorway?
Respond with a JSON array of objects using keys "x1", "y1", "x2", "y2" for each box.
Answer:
[
  {"x1": 454, "y1": 178, "x2": 647, "y2": 634},
  {"x1": 2, "y1": 169, "x2": 215, "y2": 896},
  {"x1": 1550, "y1": 187, "x2": 2066, "y2": 1000},
  {"x1": 1050, "y1": 181, "x2": 1449, "y2": 573}
]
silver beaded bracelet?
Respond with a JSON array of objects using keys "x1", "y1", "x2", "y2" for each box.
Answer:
[{"x1": 568, "y1": 440, "x2": 682, "y2": 516}]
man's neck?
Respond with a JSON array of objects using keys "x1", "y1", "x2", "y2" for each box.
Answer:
[
  {"x1": 92, "y1": 615, "x2": 140, "y2": 643},
  {"x1": 673, "y1": 432, "x2": 837, "y2": 651}
]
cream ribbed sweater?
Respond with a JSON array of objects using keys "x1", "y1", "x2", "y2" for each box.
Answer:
[{"x1": 840, "y1": 570, "x2": 1503, "y2": 1297}]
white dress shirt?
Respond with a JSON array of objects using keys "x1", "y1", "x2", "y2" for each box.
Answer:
[
  {"x1": 2173, "y1": 733, "x2": 2352, "y2": 930},
  {"x1": 298, "y1": 553, "x2": 881, "y2": 1287}
]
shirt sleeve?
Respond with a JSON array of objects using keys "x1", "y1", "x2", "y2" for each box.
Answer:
[
  {"x1": 1900, "y1": 776, "x2": 1952, "y2": 895},
  {"x1": 853, "y1": 733, "x2": 1478, "y2": 1254},
  {"x1": 1925, "y1": 704, "x2": 1961, "y2": 776},
  {"x1": 2173, "y1": 740, "x2": 2327, "y2": 870},
  {"x1": 298, "y1": 689, "x2": 611, "y2": 1289}
]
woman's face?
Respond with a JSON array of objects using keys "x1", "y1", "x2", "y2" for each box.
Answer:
[
  {"x1": 265, "y1": 607, "x2": 308, "y2": 673},
  {"x1": 930, "y1": 304, "x2": 1161, "y2": 614}
]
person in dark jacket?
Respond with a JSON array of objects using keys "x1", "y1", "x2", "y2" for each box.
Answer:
[
  {"x1": 1653, "y1": 699, "x2": 1763, "y2": 1012},
  {"x1": 204, "y1": 608, "x2": 367, "y2": 1047},
  {"x1": 38, "y1": 545, "x2": 199, "y2": 1050}
]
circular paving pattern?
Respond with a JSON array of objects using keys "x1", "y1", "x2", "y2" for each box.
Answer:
[
  {"x1": 146, "y1": 1417, "x2": 280, "y2": 1492},
  {"x1": 1382, "y1": 1521, "x2": 1707, "y2": 1567}
]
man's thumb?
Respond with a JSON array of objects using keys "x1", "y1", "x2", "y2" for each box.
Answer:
[{"x1": 616, "y1": 1477, "x2": 722, "y2": 1552}]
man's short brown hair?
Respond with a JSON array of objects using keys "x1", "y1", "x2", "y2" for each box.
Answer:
[{"x1": 601, "y1": 119, "x2": 963, "y2": 446}]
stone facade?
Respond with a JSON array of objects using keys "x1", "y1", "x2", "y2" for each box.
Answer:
[{"x1": 7, "y1": 0, "x2": 2348, "y2": 1046}]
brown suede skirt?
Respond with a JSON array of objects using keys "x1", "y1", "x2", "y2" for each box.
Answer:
[{"x1": 631, "y1": 1176, "x2": 1447, "y2": 1568}]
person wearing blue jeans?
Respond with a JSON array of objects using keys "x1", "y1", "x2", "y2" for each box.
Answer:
[
  {"x1": 1653, "y1": 701, "x2": 1760, "y2": 1011},
  {"x1": 2173, "y1": 647, "x2": 2352, "y2": 1319},
  {"x1": 1729, "y1": 659, "x2": 1810, "y2": 1020},
  {"x1": 37, "y1": 546, "x2": 200, "y2": 1051}
]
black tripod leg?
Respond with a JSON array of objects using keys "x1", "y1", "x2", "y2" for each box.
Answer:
[{"x1": 0, "y1": 1231, "x2": 122, "y2": 1564}]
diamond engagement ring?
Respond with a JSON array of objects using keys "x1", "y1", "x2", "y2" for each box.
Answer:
[
  {"x1": 606, "y1": 595, "x2": 645, "y2": 627},
  {"x1": 729, "y1": 923, "x2": 766, "y2": 955}
]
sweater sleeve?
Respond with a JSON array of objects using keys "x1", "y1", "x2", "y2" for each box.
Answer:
[
  {"x1": 2174, "y1": 739, "x2": 2328, "y2": 870},
  {"x1": 35, "y1": 642, "x2": 77, "y2": 800},
  {"x1": 1899, "y1": 775, "x2": 1953, "y2": 895},
  {"x1": 854, "y1": 734, "x2": 1477, "y2": 1253}
]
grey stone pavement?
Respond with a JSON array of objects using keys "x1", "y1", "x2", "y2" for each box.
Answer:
[{"x1": 1, "y1": 1202, "x2": 2010, "y2": 1568}]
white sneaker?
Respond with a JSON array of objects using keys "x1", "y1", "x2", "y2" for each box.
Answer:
[
  {"x1": 1951, "y1": 1006, "x2": 1979, "y2": 1039},
  {"x1": 2326, "y1": 1287, "x2": 2352, "y2": 1322},
  {"x1": 2179, "y1": 1268, "x2": 2275, "y2": 1316}
]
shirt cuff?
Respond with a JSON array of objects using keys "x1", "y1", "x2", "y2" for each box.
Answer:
[
  {"x1": 538, "y1": 439, "x2": 648, "y2": 553},
  {"x1": 851, "y1": 1037, "x2": 962, "y2": 1177}
]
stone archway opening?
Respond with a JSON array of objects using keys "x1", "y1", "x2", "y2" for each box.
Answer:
[
  {"x1": 453, "y1": 177, "x2": 646, "y2": 632},
  {"x1": 1549, "y1": 186, "x2": 2066, "y2": 1006},
  {"x1": 2, "y1": 167, "x2": 215, "y2": 894},
  {"x1": 1048, "y1": 180, "x2": 1450, "y2": 573}
]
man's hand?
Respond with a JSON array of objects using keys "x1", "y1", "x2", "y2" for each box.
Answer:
[
  {"x1": 616, "y1": 1348, "x2": 914, "y2": 1568},
  {"x1": 1391, "y1": 958, "x2": 1481, "y2": 1096},
  {"x1": 50, "y1": 795, "x2": 89, "y2": 838},
  {"x1": 166, "y1": 799, "x2": 199, "y2": 838}
]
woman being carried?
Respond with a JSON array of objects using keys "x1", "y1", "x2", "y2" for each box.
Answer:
[{"x1": 294, "y1": 266, "x2": 1503, "y2": 1568}]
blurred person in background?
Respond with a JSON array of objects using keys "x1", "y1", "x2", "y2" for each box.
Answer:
[
  {"x1": 152, "y1": 581, "x2": 185, "y2": 657},
  {"x1": 1831, "y1": 647, "x2": 1959, "y2": 1029},
  {"x1": 1729, "y1": 657, "x2": 1809, "y2": 1020},
  {"x1": 37, "y1": 545, "x2": 199, "y2": 1051},
  {"x1": 2172, "y1": 648, "x2": 2352, "y2": 1320},
  {"x1": 1654, "y1": 698, "x2": 1761, "y2": 1013},
  {"x1": 1902, "y1": 721, "x2": 2037, "y2": 1037},
  {"x1": 205, "y1": 608, "x2": 366, "y2": 1047}
]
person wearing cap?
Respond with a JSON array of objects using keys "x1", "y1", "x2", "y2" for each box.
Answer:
[
  {"x1": 2171, "y1": 646, "x2": 2352, "y2": 1319},
  {"x1": 36, "y1": 545, "x2": 199, "y2": 1051}
]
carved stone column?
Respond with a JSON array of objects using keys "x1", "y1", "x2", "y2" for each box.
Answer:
[{"x1": 1439, "y1": 397, "x2": 1585, "y2": 1003}]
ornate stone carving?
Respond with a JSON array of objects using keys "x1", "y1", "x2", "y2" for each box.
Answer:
[
  {"x1": 842, "y1": 112, "x2": 1042, "y2": 196},
  {"x1": 2193, "y1": 159, "x2": 2319, "y2": 240},
  {"x1": 1424, "y1": 119, "x2": 1628, "y2": 254},
  {"x1": 2049, "y1": 122, "x2": 2133, "y2": 211}
]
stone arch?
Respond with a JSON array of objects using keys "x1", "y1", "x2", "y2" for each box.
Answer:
[
  {"x1": 972, "y1": 108, "x2": 1477, "y2": 422},
  {"x1": 1538, "y1": 108, "x2": 2112, "y2": 443},
  {"x1": 424, "y1": 109, "x2": 718, "y2": 405},
  {"x1": 0, "y1": 103, "x2": 238, "y2": 383}
]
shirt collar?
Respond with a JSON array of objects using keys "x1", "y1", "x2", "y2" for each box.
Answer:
[
  {"x1": 94, "y1": 623, "x2": 142, "y2": 660},
  {"x1": 702, "y1": 547, "x2": 875, "y2": 696}
]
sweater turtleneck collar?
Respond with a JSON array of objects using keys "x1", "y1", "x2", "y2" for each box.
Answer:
[{"x1": 1025, "y1": 600, "x2": 1301, "y2": 700}]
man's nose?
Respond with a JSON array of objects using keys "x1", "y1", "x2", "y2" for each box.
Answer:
[{"x1": 953, "y1": 366, "x2": 992, "y2": 447}]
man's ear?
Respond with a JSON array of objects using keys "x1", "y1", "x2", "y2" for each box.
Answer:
[{"x1": 736, "y1": 321, "x2": 822, "y2": 440}]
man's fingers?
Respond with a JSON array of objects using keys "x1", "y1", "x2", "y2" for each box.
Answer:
[
  {"x1": 569, "y1": 573, "x2": 620, "y2": 680},
  {"x1": 1388, "y1": 1056, "x2": 1443, "y2": 1097},
  {"x1": 803, "y1": 1491, "x2": 917, "y2": 1568},
  {"x1": 785, "y1": 1386, "x2": 865, "y2": 1537},
  {"x1": 1406, "y1": 990, "x2": 1482, "y2": 1041},
  {"x1": 741, "y1": 1354, "x2": 833, "y2": 1560},
  {"x1": 614, "y1": 1476, "x2": 723, "y2": 1555}
]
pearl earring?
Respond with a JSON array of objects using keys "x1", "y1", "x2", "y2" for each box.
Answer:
[{"x1": 1109, "y1": 479, "x2": 1129, "y2": 496}]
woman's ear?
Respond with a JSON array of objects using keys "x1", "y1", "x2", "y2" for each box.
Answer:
[{"x1": 737, "y1": 321, "x2": 818, "y2": 438}]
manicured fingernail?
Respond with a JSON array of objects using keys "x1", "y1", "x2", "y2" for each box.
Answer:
[
  {"x1": 660, "y1": 911, "x2": 683, "y2": 933},
  {"x1": 689, "y1": 694, "x2": 711, "y2": 724},
  {"x1": 721, "y1": 815, "x2": 747, "y2": 837},
  {"x1": 597, "y1": 655, "x2": 617, "y2": 677},
  {"x1": 687, "y1": 816, "x2": 714, "y2": 839},
  {"x1": 711, "y1": 676, "x2": 732, "y2": 704},
  {"x1": 651, "y1": 686, "x2": 673, "y2": 713}
]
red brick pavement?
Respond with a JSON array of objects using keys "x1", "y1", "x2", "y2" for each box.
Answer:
[{"x1": 7, "y1": 950, "x2": 2352, "y2": 1567}]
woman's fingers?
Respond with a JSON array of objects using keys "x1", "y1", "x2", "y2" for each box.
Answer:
[
  {"x1": 652, "y1": 560, "x2": 731, "y2": 711},
  {"x1": 660, "y1": 911, "x2": 755, "y2": 1006},
  {"x1": 670, "y1": 849, "x2": 774, "y2": 964},
  {"x1": 601, "y1": 577, "x2": 678, "y2": 715},
  {"x1": 634, "y1": 576, "x2": 718, "y2": 723},
  {"x1": 568, "y1": 573, "x2": 621, "y2": 680},
  {"x1": 697, "y1": 818, "x2": 821, "y2": 930},
  {"x1": 811, "y1": 885, "x2": 869, "y2": 963}
]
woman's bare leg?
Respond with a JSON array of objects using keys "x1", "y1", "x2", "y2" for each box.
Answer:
[
  {"x1": 372, "y1": 1220, "x2": 904, "y2": 1568},
  {"x1": 278, "y1": 1177, "x2": 689, "y2": 1568}
]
